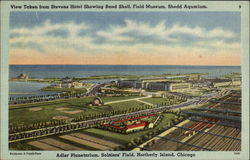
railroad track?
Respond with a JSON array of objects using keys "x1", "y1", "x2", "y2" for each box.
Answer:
[{"x1": 145, "y1": 92, "x2": 241, "y2": 151}]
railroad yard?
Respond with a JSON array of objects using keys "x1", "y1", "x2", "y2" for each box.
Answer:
[{"x1": 136, "y1": 91, "x2": 241, "y2": 151}]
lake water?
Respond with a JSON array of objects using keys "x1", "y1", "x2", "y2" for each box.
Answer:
[
  {"x1": 9, "y1": 65, "x2": 241, "y2": 98},
  {"x1": 9, "y1": 65, "x2": 240, "y2": 79},
  {"x1": 9, "y1": 81, "x2": 58, "y2": 98}
]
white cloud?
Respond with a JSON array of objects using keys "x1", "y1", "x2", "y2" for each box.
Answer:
[
  {"x1": 10, "y1": 18, "x2": 239, "y2": 57},
  {"x1": 96, "y1": 19, "x2": 237, "y2": 44},
  {"x1": 96, "y1": 19, "x2": 172, "y2": 42},
  {"x1": 168, "y1": 25, "x2": 235, "y2": 39},
  {"x1": 97, "y1": 30, "x2": 133, "y2": 42},
  {"x1": 10, "y1": 20, "x2": 92, "y2": 52},
  {"x1": 11, "y1": 20, "x2": 89, "y2": 38},
  {"x1": 196, "y1": 40, "x2": 240, "y2": 50}
]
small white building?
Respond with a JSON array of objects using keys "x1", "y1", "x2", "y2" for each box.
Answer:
[
  {"x1": 72, "y1": 81, "x2": 83, "y2": 88},
  {"x1": 50, "y1": 81, "x2": 83, "y2": 88}
]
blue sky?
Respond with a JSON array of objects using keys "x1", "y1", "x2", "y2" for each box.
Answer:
[
  {"x1": 9, "y1": 12, "x2": 241, "y2": 65},
  {"x1": 10, "y1": 12, "x2": 240, "y2": 31}
]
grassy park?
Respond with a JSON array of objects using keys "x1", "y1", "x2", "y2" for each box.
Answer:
[
  {"x1": 9, "y1": 93, "x2": 187, "y2": 127},
  {"x1": 9, "y1": 97, "x2": 93, "y2": 126},
  {"x1": 9, "y1": 96, "x2": 144, "y2": 126},
  {"x1": 9, "y1": 90, "x2": 191, "y2": 151}
]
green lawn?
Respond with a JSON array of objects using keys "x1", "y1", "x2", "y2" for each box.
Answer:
[
  {"x1": 9, "y1": 94, "x2": 184, "y2": 126},
  {"x1": 9, "y1": 96, "x2": 146, "y2": 126},
  {"x1": 81, "y1": 113, "x2": 176, "y2": 144},
  {"x1": 9, "y1": 97, "x2": 95, "y2": 125}
]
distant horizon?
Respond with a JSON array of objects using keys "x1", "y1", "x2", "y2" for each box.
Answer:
[
  {"x1": 9, "y1": 64, "x2": 241, "y2": 79},
  {"x1": 9, "y1": 64, "x2": 241, "y2": 67}
]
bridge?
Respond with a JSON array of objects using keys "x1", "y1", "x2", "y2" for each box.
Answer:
[
  {"x1": 184, "y1": 111, "x2": 241, "y2": 123},
  {"x1": 192, "y1": 108, "x2": 241, "y2": 115},
  {"x1": 209, "y1": 99, "x2": 241, "y2": 105}
]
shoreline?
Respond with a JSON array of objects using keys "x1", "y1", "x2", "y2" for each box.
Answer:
[
  {"x1": 9, "y1": 73, "x2": 209, "y2": 83},
  {"x1": 9, "y1": 92, "x2": 34, "y2": 95}
]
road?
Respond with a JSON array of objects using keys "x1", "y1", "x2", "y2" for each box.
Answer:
[{"x1": 86, "y1": 83, "x2": 105, "y2": 96}]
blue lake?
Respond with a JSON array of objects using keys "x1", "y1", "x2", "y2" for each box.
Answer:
[
  {"x1": 9, "y1": 81, "x2": 58, "y2": 98},
  {"x1": 9, "y1": 65, "x2": 240, "y2": 79}
]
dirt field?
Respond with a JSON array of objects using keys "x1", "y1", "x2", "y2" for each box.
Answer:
[
  {"x1": 26, "y1": 133, "x2": 121, "y2": 151},
  {"x1": 28, "y1": 141, "x2": 61, "y2": 150},
  {"x1": 60, "y1": 135, "x2": 111, "y2": 150},
  {"x1": 71, "y1": 133, "x2": 121, "y2": 148},
  {"x1": 39, "y1": 138, "x2": 84, "y2": 150},
  {"x1": 29, "y1": 107, "x2": 42, "y2": 111},
  {"x1": 52, "y1": 116, "x2": 69, "y2": 120},
  {"x1": 61, "y1": 110, "x2": 83, "y2": 114},
  {"x1": 56, "y1": 107, "x2": 70, "y2": 111}
]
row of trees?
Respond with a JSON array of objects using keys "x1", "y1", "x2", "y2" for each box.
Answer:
[
  {"x1": 71, "y1": 104, "x2": 154, "y2": 123},
  {"x1": 102, "y1": 91, "x2": 140, "y2": 96},
  {"x1": 9, "y1": 91, "x2": 87, "y2": 105},
  {"x1": 9, "y1": 122, "x2": 93, "y2": 141},
  {"x1": 9, "y1": 94, "x2": 60, "y2": 104},
  {"x1": 9, "y1": 119, "x2": 68, "y2": 134}
]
